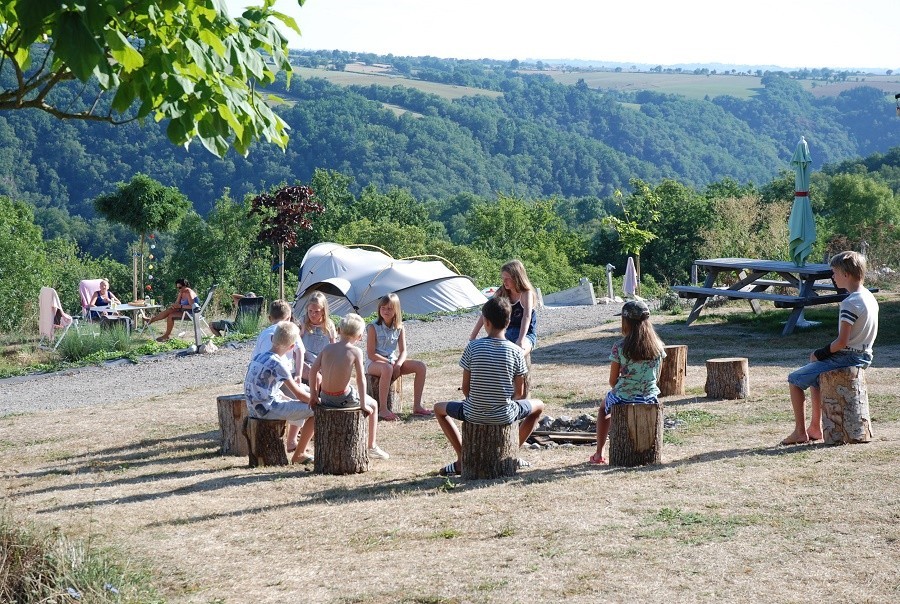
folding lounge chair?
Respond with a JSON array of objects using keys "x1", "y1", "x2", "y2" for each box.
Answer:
[
  {"x1": 177, "y1": 284, "x2": 217, "y2": 337},
  {"x1": 38, "y1": 286, "x2": 76, "y2": 350},
  {"x1": 78, "y1": 278, "x2": 104, "y2": 323}
]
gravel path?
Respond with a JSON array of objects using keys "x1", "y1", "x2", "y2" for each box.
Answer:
[{"x1": 0, "y1": 303, "x2": 622, "y2": 414}]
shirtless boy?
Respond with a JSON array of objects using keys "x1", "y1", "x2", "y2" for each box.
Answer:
[{"x1": 309, "y1": 313, "x2": 389, "y2": 460}]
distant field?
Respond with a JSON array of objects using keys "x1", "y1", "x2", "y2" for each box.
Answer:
[
  {"x1": 521, "y1": 69, "x2": 900, "y2": 101},
  {"x1": 291, "y1": 63, "x2": 899, "y2": 106},
  {"x1": 292, "y1": 65, "x2": 502, "y2": 100}
]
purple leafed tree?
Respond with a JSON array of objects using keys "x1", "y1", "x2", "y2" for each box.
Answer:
[{"x1": 249, "y1": 185, "x2": 323, "y2": 300}]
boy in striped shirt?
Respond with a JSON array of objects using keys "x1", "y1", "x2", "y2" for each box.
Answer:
[
  {"x1": 782, "y1": 251, "x2": 879, "y2": 445},
  {"x1": 434, "y1": 296, "x2": 544, "y2": 476}
]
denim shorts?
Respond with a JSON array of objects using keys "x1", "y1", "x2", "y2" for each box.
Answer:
[
  {"x1": 445, "y1": 399, "x2": 533, "y2": 423},
  {"x1": 250, "y1": 399, "x2": 314, "y2": 425},
  {"x1": 787, "y1": 350, "x2": 872, "y2": 390}
]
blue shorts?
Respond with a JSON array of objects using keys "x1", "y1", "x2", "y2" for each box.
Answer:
[
  {"x1": 445, "y1": 400, "x2": 533, "y2": 423},
  {"x1": 787, "y1": 350, "x2": 872, "y2": 390},
  {"x1": 602, "y1": 391, "x2": 659, "y2": 416},
  {"x1": 506, "y1": 330, "x2": 537, "y2": 349}
]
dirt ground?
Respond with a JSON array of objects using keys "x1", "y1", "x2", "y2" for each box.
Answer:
[{"x1": 1, "y1": 300, "x2": 898, "y2": 603}]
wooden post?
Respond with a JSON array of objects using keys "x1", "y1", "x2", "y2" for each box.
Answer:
[
  {"x1": 216, "y1": 394, "x2": 249, "y2": 456},
  {"x1": 366, "y1": 374, "x2": 402, "y2": 414},
  {"x1": 609, "y1": 402, "x2": 663, "y2": 467},
  {"x1": 705, "y1": 357, "x2": 749, "y2": 399},
  {"x1": 821, "y1": 367, "x2": 873, "y2": 445},
  {"x1": 460, "y1": 421, "x2": 519, "y2": 479},
  {"x1": 313, "y1": 406, "x2": 369, "y2": 475},
  {"x1": 657, "y1": 345, "x2": 687, "y2": 397},
  {"x1": 244, "y1": 417, "x2": 288, "y2": 468}
]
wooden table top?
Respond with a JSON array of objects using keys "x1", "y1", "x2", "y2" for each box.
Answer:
[{"x1": 694, "y1": 258, "x2": 833, "y2": 278}]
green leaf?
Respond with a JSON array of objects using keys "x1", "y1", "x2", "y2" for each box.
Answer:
[
  {"x1": 55, "y1": 11, "x2": 104, "y2": 81},
  {"x1": 271, "y1": 10, "x2": 301, "y2": 35},
  {"x1": 104, "y1": 29, "x2": 145, "y2": 72},
  {"x1": 197, "y1": 28, "x2": 227, "y2": 58}
]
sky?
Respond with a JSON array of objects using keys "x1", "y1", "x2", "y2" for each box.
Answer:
[{"x1": 226, "y1": 0, "x2": 900, "y2": 71}]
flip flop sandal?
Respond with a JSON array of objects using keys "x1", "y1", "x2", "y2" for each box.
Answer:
[{"x1": 589, "y1": 453, "x2": 608, "y2": 465}]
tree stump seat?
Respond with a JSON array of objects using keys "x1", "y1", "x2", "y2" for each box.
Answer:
[
  {"x1": 460, "y1": 421, "x2": 519, "y2": 480},
  {"x1": 609, "y1": 402, "x2": 663, "y2": 467},
  {"x1": 657, "y1": 345, "x2": 687, "y2": 397},
  {"x1": 244, "y1": 416, "x2": 288, "y2": 468},
  {"x1": 705, "y1": 357, "x2": 749, "y2": 399},
  {"x1": 216, "y1": 393, "x2": 249, "y2": 456},
  {"x1": 366, "y1": 374, "x2": 402, "y2": 414},
  {"x1": 821, "y1": 366, "x2": 873, "y2": 445},
  {"x1": 314, "y1": 405, "x2": 369, "y2": 475}
]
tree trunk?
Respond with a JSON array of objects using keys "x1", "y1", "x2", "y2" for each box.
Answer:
[
  {"x1": 821, "y1": 367, "x2": 873, "y2": 445},
  {"x1": 244, "y1": 417, "x2": 288, "y2": 468},
  {"x1": 460, "y1": 421, "x2": 519, "y2": 479},
  {"x1": 313, "y1": 406, "x2": 369, "y2": 475},
  {"x1": 609, "y1": 402, "x2": 663, "y2": 467},
  {"x1": 705, "y1": 357, "x2": 749, "y2": 399},
  {"x1": 216, "y1": 394, "x2": 249, "y2": 456},
  {"x1": 657, "y1": 345, "x2": 687, "y2": 397},
  {"x1": 278, "y1": 244, "x2": 285, "y2": 301}
]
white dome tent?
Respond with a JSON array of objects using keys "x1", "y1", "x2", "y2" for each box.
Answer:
[{"x1": 293, "y1": 242, "x2": 487, "y2": 318}]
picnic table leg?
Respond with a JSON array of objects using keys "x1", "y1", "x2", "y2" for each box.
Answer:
[
  {"x1": 782, "y1": 276, "x2": 818, "y2": 335},
  {"x1": 739, "y1": 270, "x2": 762, "y2": 315},
  {"x1": 685, "y1": 267, "x2": 718, "y2": 325}
]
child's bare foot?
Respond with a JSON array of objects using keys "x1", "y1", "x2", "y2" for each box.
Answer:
[
  {"x1": 780, "y1": 430, "x2": 810, "y2": 445},
  {"x1": 412, "y1": 406, "x2": 433, "y2": 416},
  {"x1": 379, "y1": 411, "x2": 398, "y2": 421},
  {"x1": 806, "y1": 426, "x2": 823, "y2": 441}
]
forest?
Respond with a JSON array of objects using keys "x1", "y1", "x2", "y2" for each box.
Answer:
[{"x1": 1, "y1": 51, "x2": 898, "y2": 332}]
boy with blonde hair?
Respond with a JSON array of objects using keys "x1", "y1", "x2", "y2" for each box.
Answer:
[
  {"x1": 309, "y1": 314, "x2": 389, "y2": 460},
  {"x1": 782, "y1": 251, "x2": 879, "y2": 445},
  {"x1": 244, "y1": 321, "x2": 315, "y2": 463}
]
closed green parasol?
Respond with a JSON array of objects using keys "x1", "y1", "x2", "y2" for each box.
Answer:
[{"x1": 788, "y1": 136, "x2": 816, "y2": 266}]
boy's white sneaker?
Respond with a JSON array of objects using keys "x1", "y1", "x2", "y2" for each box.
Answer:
[{"x1": 368, "y1": 445, "x2": 390, "y2": 460}]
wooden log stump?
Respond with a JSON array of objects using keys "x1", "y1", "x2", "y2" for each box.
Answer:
[
  {"x1": 609, "y1": 402, "x2": 663, "y2": 467},
  {"x1": 366, "y1": 374, "x2": 402, "y2": 414},
  {"x1": 244, "y1": 417, "x2": 288, "y2": 468},
  {"x1": 705, "y1": 357, "x2": 749, "y2": 399},
  {"x1": 657, "y1": 345, "x2": 687, "y2": 397},
  {"x1": 821, "y1": 367, "x2": 873, "y2": 445},
  {"x1": 313, "y1": 406, "x2": 369, "y2": 475},
  {"x1": 461, "y1": 421, "x2": 519, "y2": 479},
  {"x1": 216, "y1": 394, "x2": 249, "y2": 456},
  {"x1": 523, "y1": 353, "x2": 532, "y2": 398}
]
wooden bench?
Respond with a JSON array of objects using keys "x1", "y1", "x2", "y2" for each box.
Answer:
[
  {"x1": 216, "y1": 394, "x2": 249, "y2": 456},
  {"x1": 673, "y1": 285, "x2": 813, "y2": 305},
  {"x1": 705, "y1": 357, "x2": 749, "y2": 399},
  {"x1": 821, "y1": 367, "x2": 873, "y2": 445},
  {"x1": 461, "y1": 421, "x2": 519, "y2": 479},
  {"x1": 313, "y1": 405, "x2": 369, "y2": 475},
  {"x1": 243, "y1": 417, "x2": 288, "y2": 468},
  {"x1": 609, "y1": 402, "x2": 663, "y2": 467}
]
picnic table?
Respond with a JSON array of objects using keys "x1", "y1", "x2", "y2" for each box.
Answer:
[{"x1": 672, "y1": 258, "x2": 854, "y2": 335}]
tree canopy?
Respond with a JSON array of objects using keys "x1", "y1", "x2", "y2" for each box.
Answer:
[{"x1": 0, "y1": 0, "x2": 304, "y2": 156}]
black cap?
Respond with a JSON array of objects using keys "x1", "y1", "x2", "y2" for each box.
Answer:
[{"x1": 615, "y1": 300, "x2": 650, "y2": 320}]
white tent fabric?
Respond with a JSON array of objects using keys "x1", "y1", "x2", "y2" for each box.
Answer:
[{"x1": 294, "y1": 243, "x2": 487, "y2": 317}]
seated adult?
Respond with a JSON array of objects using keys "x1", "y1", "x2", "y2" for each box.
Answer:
[
  {"x1": 210, "y1": 292, "x2": 259, "y2": 337},
  {"x1": 146, "y1": 278, "x2": 198, "y2": 342},
  {"x1": 88, "y1": 279, "x2": 121, "y2": 320}
]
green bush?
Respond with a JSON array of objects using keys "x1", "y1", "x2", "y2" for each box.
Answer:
[
  {"x1": 0, "y1": 508, "x2": 162, "y2": 603},
  {"x1": 55, "y1": 325, "x2": 132, "y2": 363}
]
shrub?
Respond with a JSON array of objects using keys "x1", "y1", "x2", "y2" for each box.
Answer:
[
  {"x1": 0, "y1": 508, "x2": 162, "y2": 602},
  {"x1": 55, "y1": 325, "x2": 132, "y2": 363}
]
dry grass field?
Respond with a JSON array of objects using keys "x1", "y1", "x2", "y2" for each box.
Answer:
[{"x1": 1, "y1": 298, "x2": 899, "y2": 603}]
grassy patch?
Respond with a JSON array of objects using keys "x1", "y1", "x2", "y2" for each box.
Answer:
[
  {"x1": 0, "y1": 508, "x2": 162, "y2": 602},
  {"x1": 870, "y1": 394, "x2": 900, "y2": 423},
  {"x1": 638, "y1": 507, "x2": 761, "y2": 545}
]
